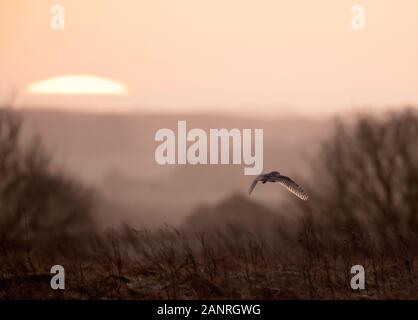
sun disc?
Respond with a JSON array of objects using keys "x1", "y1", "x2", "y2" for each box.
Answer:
[{"x1": 28, "y1": 75, "x2": 126, "y2": 95}]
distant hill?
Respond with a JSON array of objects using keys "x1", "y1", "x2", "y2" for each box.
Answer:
[{"x1": 183, "y1": 193, "x2": 282, "y2": 233}]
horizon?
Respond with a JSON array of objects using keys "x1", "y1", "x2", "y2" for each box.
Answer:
[{"x1": 9, "y1": 103, "x2": 417, "y2": 121}]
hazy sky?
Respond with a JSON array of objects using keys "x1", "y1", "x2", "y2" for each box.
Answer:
[{"x1": 1, "y1": 0, "x2": 418, "y2": 115}]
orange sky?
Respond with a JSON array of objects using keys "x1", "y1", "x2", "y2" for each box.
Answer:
[{"x1": 1, "y1": 0, "x2": 418, "y2": 115}]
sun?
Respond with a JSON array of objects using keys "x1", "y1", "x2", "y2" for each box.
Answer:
[{"x1": 28, "y1": 75, "x2": 126, "y2": 95}]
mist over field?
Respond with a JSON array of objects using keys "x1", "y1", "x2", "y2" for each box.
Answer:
[{"x1": 19, "y1": 109, "x2": 331, "y2": 228}]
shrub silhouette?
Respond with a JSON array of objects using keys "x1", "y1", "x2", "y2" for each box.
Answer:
[
  {"x1": 301, "y1": 109, "x2": 418, "y2": 251},
  {"x1": 0, "y1": 109, "x2": 93, "y2": 248}
]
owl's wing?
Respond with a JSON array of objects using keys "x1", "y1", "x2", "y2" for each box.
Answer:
[
  {"x1": 274, "y1": 175, "x2": 309, "y2": 200},
  {"x1": 249, "y1": 175, "x2": 263, "y2": 195}
]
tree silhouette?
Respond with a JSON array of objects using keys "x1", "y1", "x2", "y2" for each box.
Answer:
[{"x1": 0, "y1": 109, "x2": 94, "y2": 245}]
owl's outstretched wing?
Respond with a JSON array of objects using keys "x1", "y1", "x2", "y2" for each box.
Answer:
[
  {"x1": 274, "y1": 175, "x2": 309, "y2": 200},
  {"x1": 249, "y1": 175, "x2": 263, "y2": 195},
  {"x1": 249, "y1": 180, "x2": 258, "y2": 195}
]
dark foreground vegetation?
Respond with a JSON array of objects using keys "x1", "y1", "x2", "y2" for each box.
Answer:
[{"x1": 0, "y1": 108, "x2": 417, "y2": 299}]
